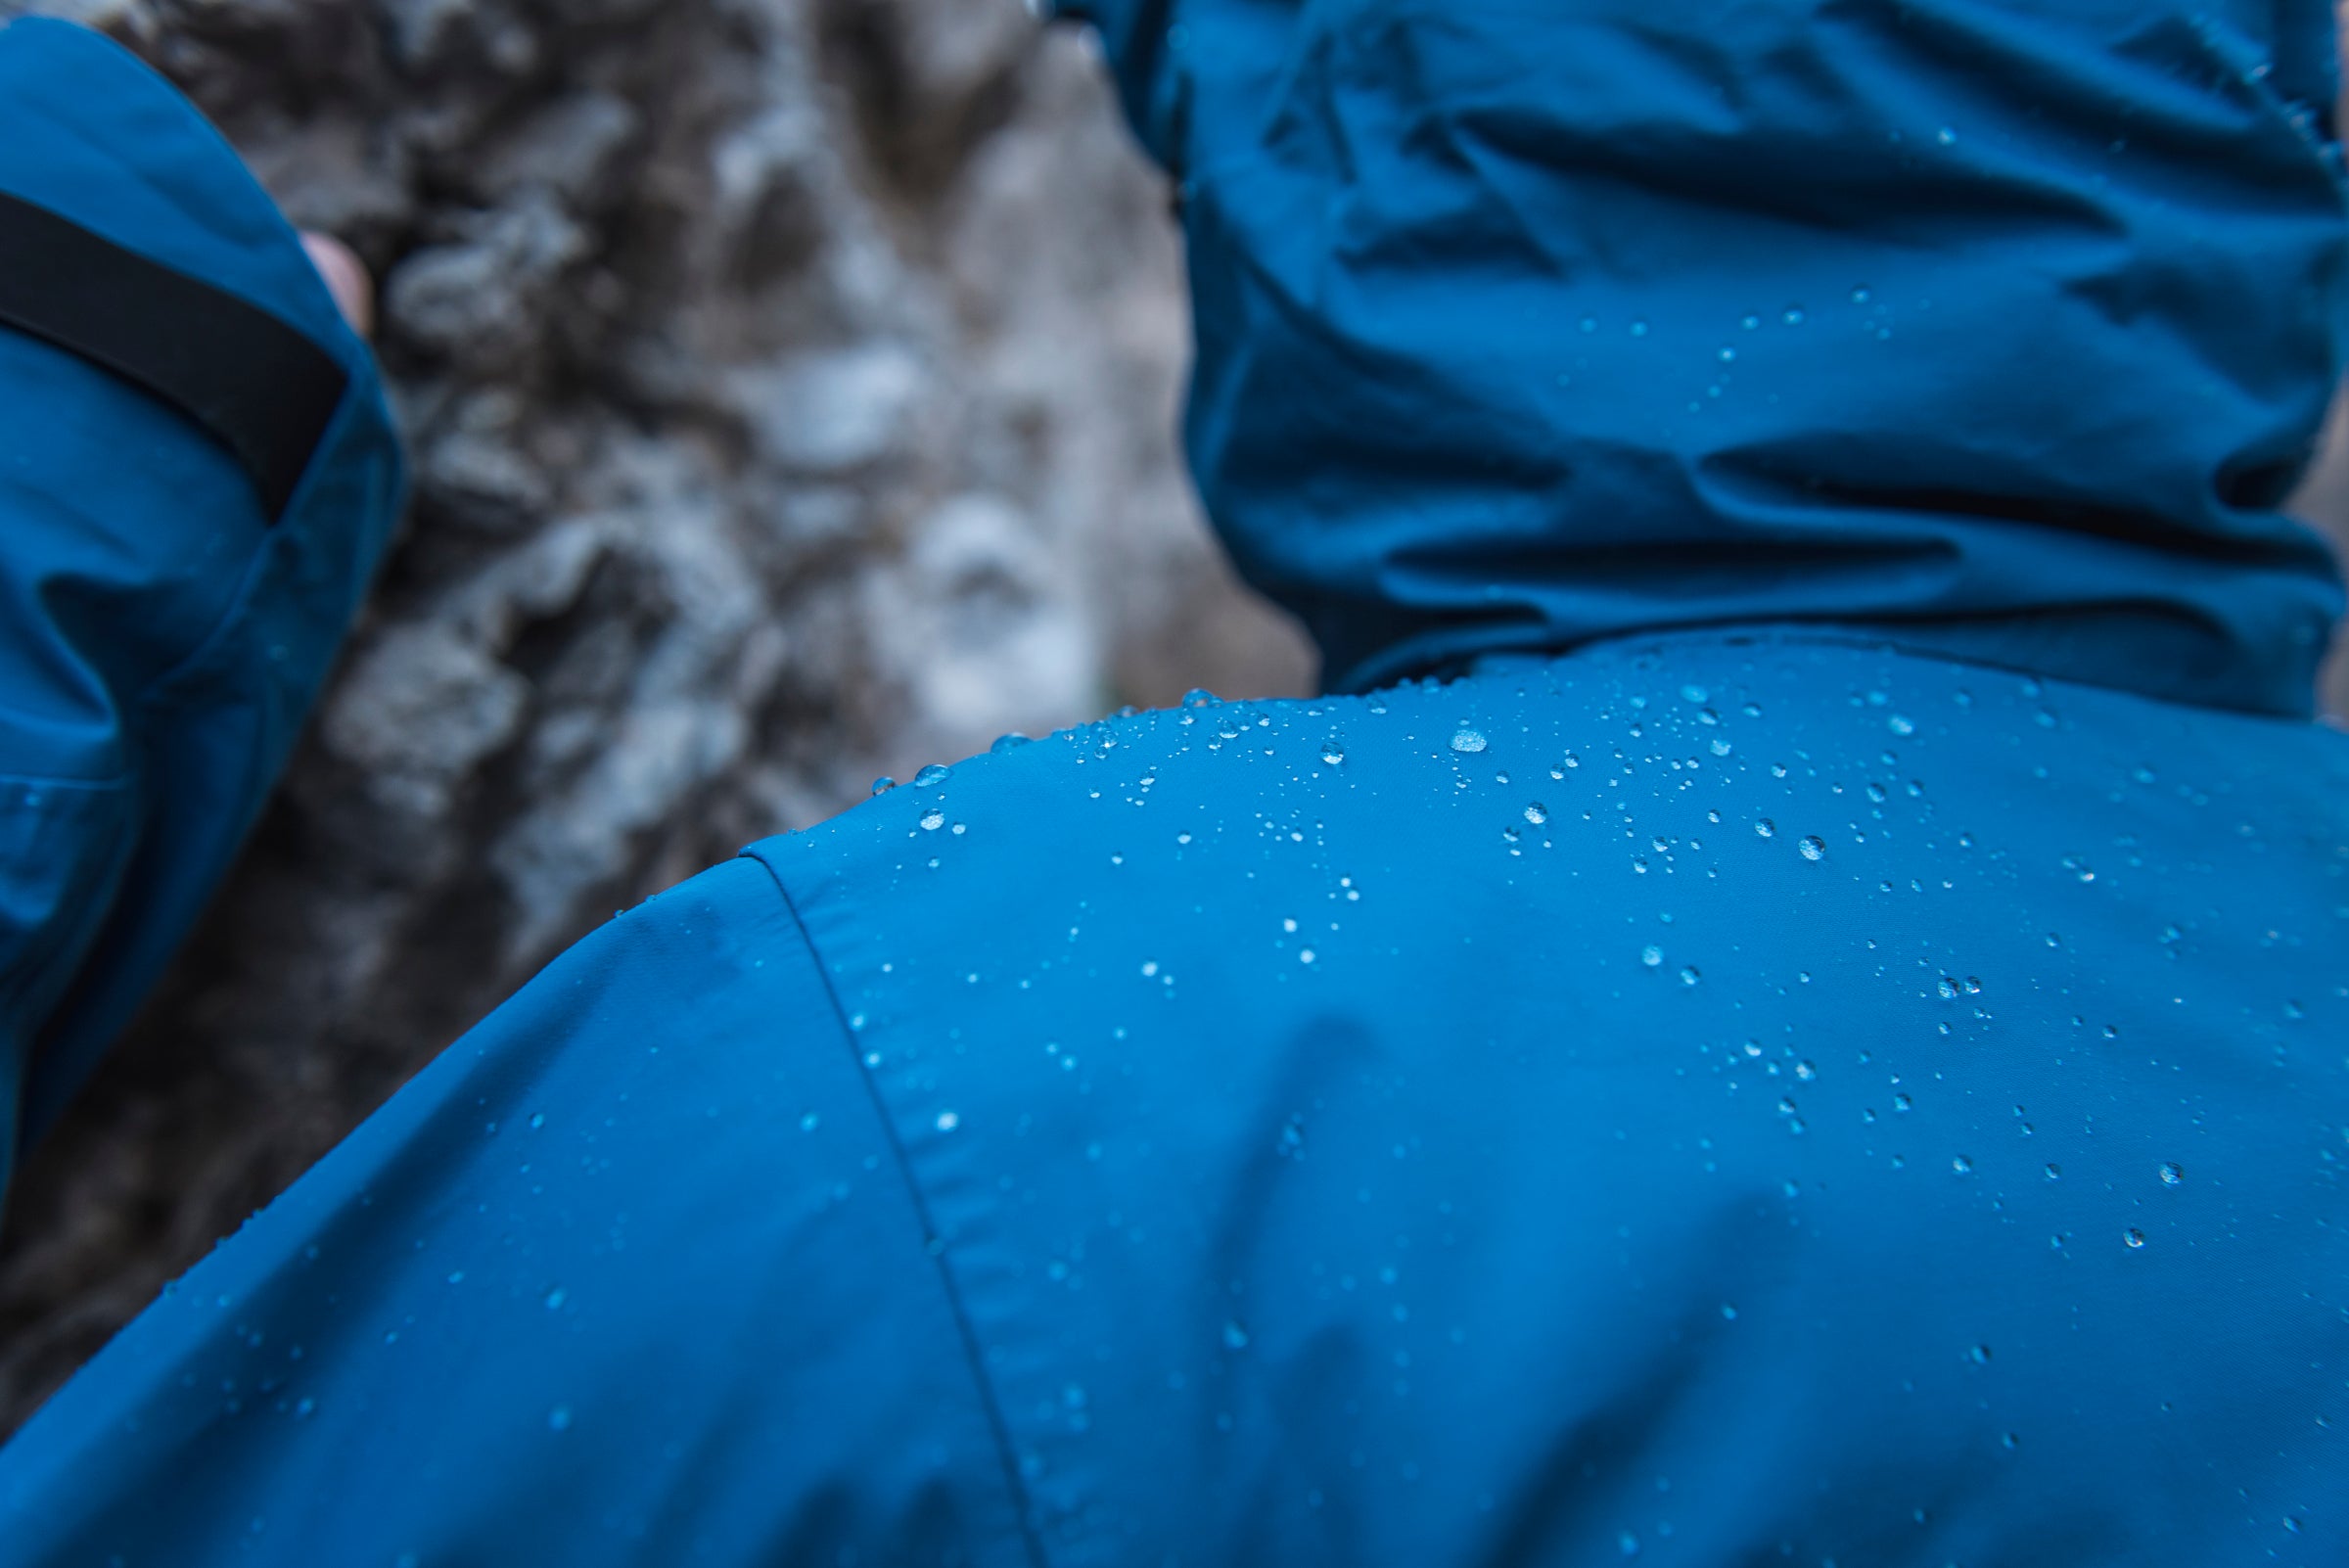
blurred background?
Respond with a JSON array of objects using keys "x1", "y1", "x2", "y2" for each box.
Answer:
[{"x1": 0, "y1": 0, "x2": 2342, "y2": 1439}]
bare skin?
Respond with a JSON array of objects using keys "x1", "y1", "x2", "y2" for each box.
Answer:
[{"x1": 299, "y1": 231, "x2": 370, "y2": 339}]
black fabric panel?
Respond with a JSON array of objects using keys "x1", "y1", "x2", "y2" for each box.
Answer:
[{"x1": 0, "y1": 190, "x2": 347, "y2": 521}]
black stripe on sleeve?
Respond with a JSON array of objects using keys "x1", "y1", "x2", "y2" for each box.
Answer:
[{"x1": 0, "y1": 190, "x2": 348, "y2": 521}]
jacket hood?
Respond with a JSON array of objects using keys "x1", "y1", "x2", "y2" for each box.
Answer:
[{"x1": 1061, "y1": 0, "x2": 2349, "y2": 715}]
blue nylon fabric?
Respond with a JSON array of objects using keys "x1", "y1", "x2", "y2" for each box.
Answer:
[
  {"x1": 1060, "y1": 0, "x2": 2349, "y2": 711},
  {"x1": 3, "y1": 3, "x2": 2349, "y2": 1564},
  {"x1": 2, "y1": 636, "x2": 2343, "y2": 1565},
  {"x1": 0, "y1": 857, "x2": 1034, "y2": 1567},
  {"x1": 0, "y1": 18, "x2": 406, "y2": 1189}
]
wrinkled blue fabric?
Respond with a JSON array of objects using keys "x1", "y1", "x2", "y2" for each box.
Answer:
[
  {"x1": 1068, "y1": 0, "x2": 2349, "y2": 711},
  {"x1": 3, "y1": 4, "x2": 2348, "y2": 1567},
  {"x1": 0, "y1": 19, "x2": 405, "y2": 1195}
]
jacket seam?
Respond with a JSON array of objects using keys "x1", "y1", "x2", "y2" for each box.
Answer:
[{"x1": 739, "y1": 848, "x2": 1053, "y2": 1568}]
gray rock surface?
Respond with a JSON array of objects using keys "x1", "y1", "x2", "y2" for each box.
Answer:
[{"x1": 0, "y1": 0, "x2": 1313, "y2": 1439}]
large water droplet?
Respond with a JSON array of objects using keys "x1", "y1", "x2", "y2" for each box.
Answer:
[
  {"x1": 2157, "y1": 1162, "x2": 2182, "y2": 1186},
  {"x1": 1451, "y1": 726, "x2": 1489, "y2": 754},
  {"x1": 1182, "y1": 688, "x2": 1221, "y2": 709},
  {"x1": 1754, "y1": 818, "x2": 1775, "y2": 838},
  {"x1": 1798, "y1": 836, "x2": 1826, "y2": 861},
  {"x1": 913, "y1": 763, "x2": 953, "y2": 788},
  {"x1": 871, "y1": 776, "x2": 898, "y2": 797},
  {"x1": 2124, "y1": 1228, "x2": 2146, "y2": 1250},
  {"x1": 1642, "y1": 945, "x2": 1665, "y2": 967},
  {"x1": 990, "y1": 732, "x2": 1033, "y2": 755},
  {"x1": 1321, "y1": 743, "x2": 1347, "y2": 765},
  {"x1": 1524, "y1": 803, "x2": 1549, "y2": 825},
  {"x1": 920, "y1": 809, "x2": 945, "y2": 831}
]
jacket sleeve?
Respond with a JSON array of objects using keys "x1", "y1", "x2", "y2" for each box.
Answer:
[
  {"x1": 0, "y1": 17, "x2": 405, "y2": 1195},
  {"x1": 0, "y1": 855, "x2": 1033, "y2": 1568}
]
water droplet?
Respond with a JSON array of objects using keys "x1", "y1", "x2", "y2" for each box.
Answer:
[
  {"x1": 1754, "y1": 818, "x2": 1775, "y2": 838},
  {"x1": 1642, "y1": 945, "x2": 1665, "y2": 967},
  {"x1": 545, "y1": 1287, "x2": 567, "y2": 1310},
  {"x1": 1888, "y1": 715, "x2": 1915, "y2": 736},
  {"x1": 1630, "y1": 320, "x2": 1649, "y2": 338},
  {"x1": 1679, "y1": 966, "x2": 1701, "y2": 987},
  {"x1": 2157, "y1": 1162, "x2": 2182, "y2": 1186},
  {"x1": 1182, "y1": 688, "x2": 1221, "y2": 708},
  {"x1": 1893, "y1": 1092, "x2": 1913, "y2": 1112},
  {"x1": 920, "y1": 809, "x2": 945, "y2": 831},
  {"x1": 870, "y1": 776, "x2": 898, "y2": 796},
  {"x1": 1524, "y1": 803, "x2": 1549, "y2": 825},
  {"x1": 1794, "y1": 1060, "x2": 1817, "y2": 1081},
  {"x1": 1451, "y1": 726, "x2": 1489, "y2": 754},
  {"x1": 1936, "y1": 125, "x2": 1957, "y2": 145},
  {"x1": 1222, "y1": 1320, "x2": 1251, "y2": 1351},
  {"x1": 1299, "y1": 948, "x2": 1317, "y2": 964},
  {"x1": 990, "y1": 732, "x2": 1033, "y2": 754},
  {"x1": 1321, "y1": 744, "x2": 1347, "y2": 765},
  {"x1": 1798, "y1": 836, "x2": 1826, "y2": 861},
  {"x1": 2124, "y1": 1228, "x2": 2146, "y2": 1249},
  {"x1": 1852, "y1": 286, "x2": 1872, "y2": 304},
  {"x1": 913, "y1": 763, "x2": 952, "y2": 787},
  {"x1": 1967, "y1": 1344, "x2": 1991, "y2": 1364}
]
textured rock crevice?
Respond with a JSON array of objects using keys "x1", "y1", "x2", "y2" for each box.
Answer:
[{"x1": 0, "y1": 0, "x2": 1312, "y2": 1439}]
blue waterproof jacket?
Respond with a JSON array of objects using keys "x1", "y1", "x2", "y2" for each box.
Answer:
[
  {"x1": 4, "y1": 2, "x2": 2348, "y2": 1565},
  {"x1": 0, "y1": 19, "x2": 404, "y2": 1198}
]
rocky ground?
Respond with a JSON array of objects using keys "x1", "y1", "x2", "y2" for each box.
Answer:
[
  {"x1": 2, "y1": 0, "x2": 2346, "y2": 1445},
  {"x1": 0, "y1": 0, "x2": 1313, "y2": 1438}
]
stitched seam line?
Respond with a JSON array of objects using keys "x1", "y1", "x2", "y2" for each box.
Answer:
[{"x1": 741, "y1": 849, "x2": 1052, "y2": 1568}]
